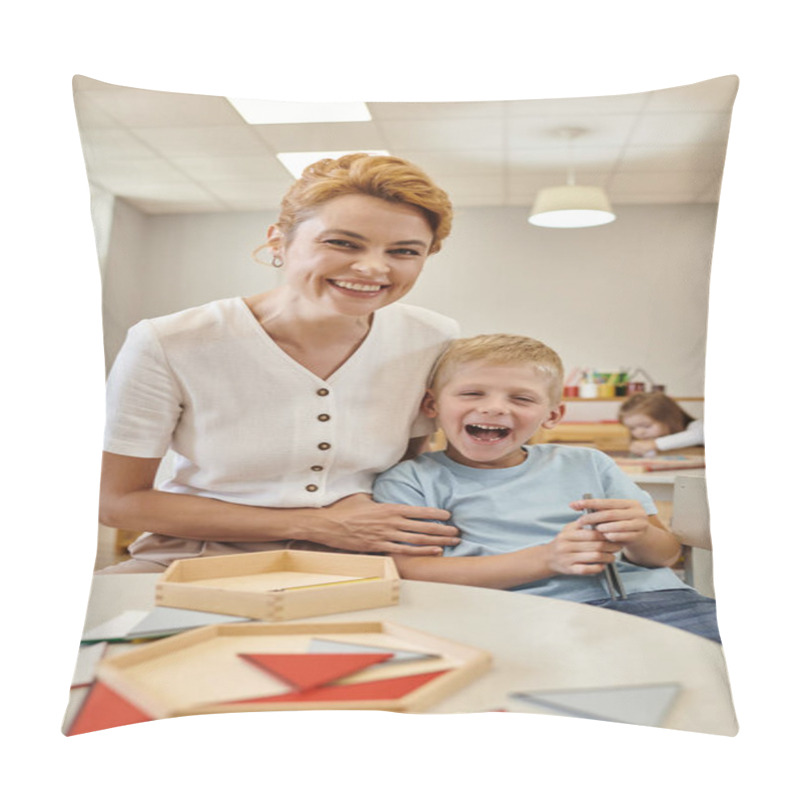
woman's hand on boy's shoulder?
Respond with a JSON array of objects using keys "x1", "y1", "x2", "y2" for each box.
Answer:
[{"x1": 313, "y1": 492, "x2": 460, "y2": 555}]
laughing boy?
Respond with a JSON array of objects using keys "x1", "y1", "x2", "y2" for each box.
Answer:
[{"x1": 372, "y1": 334, "x2": 720, "y2": 641}]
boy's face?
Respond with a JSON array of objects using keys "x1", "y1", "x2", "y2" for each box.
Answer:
[{"x1": 424, "y1": 360, "x2": 565, "y2": 469}]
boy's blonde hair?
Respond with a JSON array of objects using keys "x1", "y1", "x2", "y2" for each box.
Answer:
[
  {"x1": 430, "y1": 334, "x2": 564, "y2": 405},
  {"x1": 618, "y1": 392, "x2": 694, "y2": 434},
  {"x1": 275, "y1": 152, "x2": 453, "y2": 253}
]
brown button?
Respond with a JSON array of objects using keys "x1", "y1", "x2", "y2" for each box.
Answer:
[
  {"x1": 317, "y1": 388, "x2": 329, "y2": 396},
  {"x1": 317, "y1": 414, "x2": 330, "y2": 422},
  {"x1": 310, "y1": 465, "x2": 324, "y2": 472},
  {"x1": 318, "y1": 442, "x2": 331, "y2": 450},
  {"x1": 305, "y1": 484, "x2": 319, "y2": 492}
]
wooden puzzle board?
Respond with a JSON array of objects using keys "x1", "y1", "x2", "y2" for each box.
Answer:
[
  {"x1": 115, "y1": 632, "x2": 459, "y2": 708},
  {"x1": 97, "y1": 621, "x2": 490, "y2": 717}
]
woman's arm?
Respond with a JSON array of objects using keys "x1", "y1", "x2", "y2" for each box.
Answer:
[{"x1": 99, "y1": 452, "x2": 460, "y2": 556}]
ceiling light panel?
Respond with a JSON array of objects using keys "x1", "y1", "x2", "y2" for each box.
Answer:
[
  {"x1": 276, "y1": 151, "x2": 390, "y2": 179},
  {"x1": 228, "y1": 98, "x2": 372, "y2": 125}
]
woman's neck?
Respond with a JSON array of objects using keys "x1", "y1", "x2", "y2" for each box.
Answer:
[{"x1": 244, "y1": 288, "x2": 374, "y2": 378}]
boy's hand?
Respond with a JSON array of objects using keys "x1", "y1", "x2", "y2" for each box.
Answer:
[
  {"x1": 568, "y1": 497, "x2": 650, "y2": 546},
  {"x1": 545, "y1": 518, "x2": 623, "y2": 576}
]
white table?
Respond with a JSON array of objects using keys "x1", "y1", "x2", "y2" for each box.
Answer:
[
  {"x1": 631, "y1": 468, "x2": 706, "y2": 503},
  {"x1": 71, "y1": 574, "x2": 737, "y2": 736}
]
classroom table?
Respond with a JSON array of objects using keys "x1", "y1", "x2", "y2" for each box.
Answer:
[
  {"x1": 68, "y1": 573, "x2": 737, "y2": 736},
  {"x1": 632, "y1": 468, "x2": 706, "y2": 504}
]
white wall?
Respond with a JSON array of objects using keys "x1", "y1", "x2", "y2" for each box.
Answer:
[
  {"x1": 101, "y1": 200, "x2": 717, "y2": 406},
  {"x1": 406, "y1": 203, "x2": 715, "y2": 399},
  {"x1": 100, "y1": 198, "x2": 151, "y2": 371}
]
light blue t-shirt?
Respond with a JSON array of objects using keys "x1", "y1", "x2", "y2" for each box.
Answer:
[{"x1": 372, "y1": 444, "x2": 688, "y2": 603}]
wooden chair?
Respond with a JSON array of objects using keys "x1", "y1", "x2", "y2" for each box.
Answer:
[{"x1": 670, "y1": 474, "x2": 714, "y2": 598}]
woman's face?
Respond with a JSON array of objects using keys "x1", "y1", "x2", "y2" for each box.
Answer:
[{"x1": 271, "y1": 194, "x2": 434, "y2": 318}]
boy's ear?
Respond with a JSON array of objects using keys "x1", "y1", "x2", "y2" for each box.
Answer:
[
  {"x1": 421, "y1": 390, "x2": 438, "y2": 419},
  {"x1": 540, "y1": 402, "x2": 566, "y2": 430}
]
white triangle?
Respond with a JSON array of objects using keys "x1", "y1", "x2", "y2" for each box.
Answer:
[
  {"x1": 511, "y1": 683, "x2": 681, "y2": 727},
  {"x1": 309, "y1": 637, "x2": 435, "y2": 663},
  {"x1": 81, "y1": 609, "x2": 149, "y2": 642},
  {"x1": 127, "y1": 606, "x2": 251, "y2": 637}
]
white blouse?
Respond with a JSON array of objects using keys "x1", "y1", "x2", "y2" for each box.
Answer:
[{"x1": 104, "y1": 297, "x2": 458, "y2": 509}]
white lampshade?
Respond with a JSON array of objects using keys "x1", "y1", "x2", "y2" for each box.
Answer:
[{"x1": 528, "y1": 185, "x2": 616, "y2": 228}]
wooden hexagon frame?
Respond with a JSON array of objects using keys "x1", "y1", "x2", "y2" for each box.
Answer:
[
  {"x1": 156, "y1": 550, "x2": 400, "y2": 621},
  {"x1": 96, "y1": 620, "x2": 492, "y2": 717}
]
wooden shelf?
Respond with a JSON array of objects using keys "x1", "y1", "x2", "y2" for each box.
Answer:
[{"x1": 562, "y1": 396, "x2": 704, "y2": 403}]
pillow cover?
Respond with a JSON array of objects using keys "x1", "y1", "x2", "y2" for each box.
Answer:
[{"x1": 66, "y1": 74, "x2": 738, "y2": 737}]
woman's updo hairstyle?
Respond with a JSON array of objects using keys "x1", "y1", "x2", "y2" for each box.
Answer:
[{"x1": 276, "y1": 153, "x2": 453, "y2": 254}]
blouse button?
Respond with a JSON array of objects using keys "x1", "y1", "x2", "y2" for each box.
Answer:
[
  {"x1": 317, "y1": 413, "x2": 330, "y2": 422},
  {"x1": 318, "y1": 442, "x2": 331, "y2": 450},
  {"x1": 317, "y1": 388, "x2": 329, "y2": 396},
  {"x1": 310, "y1": 465, "x2": 324, "y2": 472},
  {"x1": 305, "y1": 484, "x2": 319, "y2": 492}
]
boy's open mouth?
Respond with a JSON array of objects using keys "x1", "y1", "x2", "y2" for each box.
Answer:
[{"x1": 465, "y1": 423, "x2": 511, "y2": 442}]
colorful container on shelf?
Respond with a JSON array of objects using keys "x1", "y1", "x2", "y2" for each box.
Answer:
[{"x1": 562, "y1": 368, "x2": 664, "y2": 400}]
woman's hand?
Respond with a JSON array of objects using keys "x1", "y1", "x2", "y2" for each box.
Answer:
[
  {"x1": 545, "y1": 517, "x2": 623, "y2": 576},
  {"x1": 629, "y1": 438, "x2": 658, "y2": 456},
  {"x1": 313, "y1": 493, "x2": 460, "y2": 556}
]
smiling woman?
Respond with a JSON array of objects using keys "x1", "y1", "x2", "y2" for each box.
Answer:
[
  {"x1": 244, "y1": 194, "x2": 435, "y2": 378},
  {"x1": 97, "y1": 153, "x2": 463, "y2": 573}
]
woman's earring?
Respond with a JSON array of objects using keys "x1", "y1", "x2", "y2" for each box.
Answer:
[{"x1": 252, "y1": 243, "x2": 283, "y2": 268}]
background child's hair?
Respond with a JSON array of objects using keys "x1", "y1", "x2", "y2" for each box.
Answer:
[
  {"x1": 618, "y1": 392, "x2": 695, "y2": 434},
  {"x1": 429, "y1": 334, "x2": 564, "y2": 405}
]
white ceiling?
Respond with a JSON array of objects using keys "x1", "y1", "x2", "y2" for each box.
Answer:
[{"x1": 72, "y1": 75, "x2": 738, "y2": 215}]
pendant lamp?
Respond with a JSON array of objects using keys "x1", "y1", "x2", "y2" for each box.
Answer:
[{"x1": 528, "y1": 128, "x2": 616, "y2": 228}]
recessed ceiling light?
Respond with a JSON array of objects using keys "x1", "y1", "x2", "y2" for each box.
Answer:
[
  {"x1": 227, "y1": 98, "x2": 372, "y2": 125},
  {"x1": 276, "y1": 151, "x2": 391, "y2": 179}
]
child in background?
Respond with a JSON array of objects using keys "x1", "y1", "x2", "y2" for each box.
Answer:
[
  {"x1": 618, "y1": 392, "x2": 704, "y2": 456},
  {"x1": 373, "y1": 334, "x2": 720, "y2": 642}
]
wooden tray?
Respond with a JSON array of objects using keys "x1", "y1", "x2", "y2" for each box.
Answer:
[
  {"x1": 95, "y1": 620, "x2": 492, "y2": 716},
  {"x1": 156, "y1": 550, "x2": 400, "y2": 621}
]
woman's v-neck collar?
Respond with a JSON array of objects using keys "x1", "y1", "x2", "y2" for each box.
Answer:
[{"x1": 235, "y1": 296, "x2": 382, "y2": 384}]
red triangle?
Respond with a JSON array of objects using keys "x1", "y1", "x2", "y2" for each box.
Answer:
[
  {"x1": 237, "y1": 652, "x2": 393, "y2": 691},
  {"x1": 230, "y1": 669, "x2": 451, "y2": 704},
  {"x1": 66, "y1": 681, "x2": 152, "y2": 736}
]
